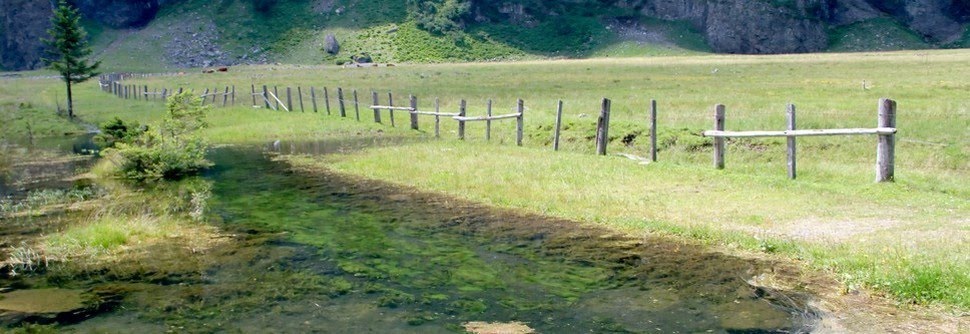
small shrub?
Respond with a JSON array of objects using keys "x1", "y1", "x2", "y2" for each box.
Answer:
[
  {"x1": 109, "y1": 92, "x2": 212, "y2": 180},
  {"x1": 94, "y1": 117, "x2": 145, "y2": 148}
]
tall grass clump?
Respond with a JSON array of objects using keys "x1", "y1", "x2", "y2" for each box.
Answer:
[{"x1": 106, "y1": 92, "x2": 212, "y2": 180}]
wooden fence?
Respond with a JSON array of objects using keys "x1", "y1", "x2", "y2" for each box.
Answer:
[
  {"x1": 702, "y1": 98, "x2": 898, "y2": 182},
  {"x1": 100, "y1": 74, "x2": 901, "y2": 182}
]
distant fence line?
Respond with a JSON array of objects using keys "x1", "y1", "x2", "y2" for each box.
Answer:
[{"x1": 99, "y1": 74, "x2": 897, "y2": 183}]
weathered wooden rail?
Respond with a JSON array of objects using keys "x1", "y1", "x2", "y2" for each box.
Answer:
[{"x1": 703, "y1": 98, "x2": 898, "y2": 182}]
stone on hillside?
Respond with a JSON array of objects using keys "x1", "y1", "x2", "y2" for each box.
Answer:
[
  {"x1": 352, "y1": 53, "x2": 373, "y2": 64},
  {"x1": 324, "y1": 33, "x2": 340, "y2": 54}
]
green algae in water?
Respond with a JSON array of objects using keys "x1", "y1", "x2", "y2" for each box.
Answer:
[{"x1": 55, "y1": 146, "x2": 815, "y2": 333}]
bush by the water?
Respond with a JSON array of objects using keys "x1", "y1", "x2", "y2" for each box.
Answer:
[
  {"x1": 94, "y1": 117, "x2": 146, "y2": 148},
  {"x1": 107, "y1": 92, "x2": 212, "y2": 180}
]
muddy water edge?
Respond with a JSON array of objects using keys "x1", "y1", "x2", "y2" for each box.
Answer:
[{"x1": 2, "y1": 139, "x2": 819, "y2": 333}]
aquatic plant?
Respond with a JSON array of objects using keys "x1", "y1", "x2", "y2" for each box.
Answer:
[{"x1": 1, "y1": 242, "x2": 48, "y2": 276}]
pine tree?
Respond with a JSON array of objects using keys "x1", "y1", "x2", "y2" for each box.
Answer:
[{"x1": 43, "y1": 0, "x2": 100, "y2": 119}]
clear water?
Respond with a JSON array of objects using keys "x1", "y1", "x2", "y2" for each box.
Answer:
[{"x1": 6, "y1": 139, "x2": 817, "y2": 333}]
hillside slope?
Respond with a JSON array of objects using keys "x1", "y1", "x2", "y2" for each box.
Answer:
[{"x1": 2, "y1": 0, "x2": 969, "y2": 71}]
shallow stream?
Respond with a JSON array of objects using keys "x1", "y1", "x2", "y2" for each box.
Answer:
[{"x1": 3, "y1": 138, "x2": 818, "y2": 333}]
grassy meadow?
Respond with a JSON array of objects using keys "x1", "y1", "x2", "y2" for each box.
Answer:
[{"x1": 1, "y1": 50, "x2": 968, "y2": 312}]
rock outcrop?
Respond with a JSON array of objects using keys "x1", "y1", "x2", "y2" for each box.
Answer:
[
  {"x1": 864, "y1": 0, "x2": 965, "y2": 43},
  {"x1": 0, "y1": 0, "x2": 52, "y2": 70},
  {"x1": 73, "y1": 0, "x2": 161, "y2": 28}
]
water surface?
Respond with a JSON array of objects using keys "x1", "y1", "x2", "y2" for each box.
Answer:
[{"x1": 5, "y1": 139, "x2": 817, "y2": 333}]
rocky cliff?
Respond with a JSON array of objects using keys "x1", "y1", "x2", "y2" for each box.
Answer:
[
  {"x1": 1, "y1": 0, "x2": 52, "y2": 70},
  {"x1": 74, "y1": 0, "x2": 160, "y2": 28},
  {"x1": 1, "y1": 0, "x2": 160, "y2": 71}
]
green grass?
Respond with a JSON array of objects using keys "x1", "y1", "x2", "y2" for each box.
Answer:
[
  {"x1": 47, "y1": 217, "x2": 132, "y2": 250},
  {"x1": 828, "y1": 18, "x2": 934, "y2": 52},
  {"x1": 2, "y1": 50, "x2": 968, "y2": 309},
  {"x1": 312, "y1": 141, "x2": 968, "y2": 308}
]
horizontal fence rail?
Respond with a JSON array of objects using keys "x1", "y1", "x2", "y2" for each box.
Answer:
[
  {"x1": 703, "y1": 98, "x2": 897, "y2": 182},
  {"x1": 703, "y1": 128, "x2": 897, "y2": 138}
]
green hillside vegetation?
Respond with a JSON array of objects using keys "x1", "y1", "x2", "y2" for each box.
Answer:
[
  {"x1": 828, "y1": 18, "x2": 935, "y2": 52},
  {"x1": 80, "y1": 0, "x2": 719, "y2": 71}
]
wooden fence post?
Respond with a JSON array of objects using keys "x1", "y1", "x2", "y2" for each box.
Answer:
[
  {"x1": 410, "y1": 95, "x2": 419, "y2": 130},
  {"x1": 516, "y1": 99, "x2": 524, "y2": 147},
  {"x1": 650, "y1": 100, "x2": 658, "y2": 162},
  {"x1": 714, "y1": 104, "x2": 726, "y2": 169},
  {"x1": 458, "y1": 99, "x2": 466, "y2": 140},
  {"x1": 486, "y1": 99, "x2": 493, "y2": 141},
  {"x1": 434, "y1": 97, "x2": 441, "y2": 138},
  {"x1": 310, "y1": 87, "x2": 318, "y2": 113},
  {"x1": 161, "y1": 88, "x2": 168, "y2": 100},
  {"x1": 212, "y1": 87, "x2": 219, "y2": 103},
  {"x1": 595, "y1": 98, "x2": 611, "y2": 155},
  {"x1": 223, "y1": 86, "x2": 230, "y2": 107},
  {"x1": 553, "y1": 100, "x2": 563, "y2": 151},
  {"x1": 372, "y1": 91, "x2": 381, "y2": 123},
  {"x1": 388, "y1": 92, "x2": 395, "y2": 127},
  {"x1": 787, "y1": 104, "x2": 797, "y2": 180},
  {"x1": 353, "y1": 89, "x2": 360, "y2": 121},
  {"x1": 286, "y1": 87, "x2": 293, "y2": 112},
  {"x1": 201, "y1": 88, "x2": 209, "y2": 105},
  {"x1": 262, "y1": 85, "x2": 270, "y2": 109},
  {"x1": 273, "y1": 86, "x2": 280, "y2": 110},
  {"x1": 178, "y1": 87, "x2": 183, "y2": 94},
  {"x1": 251, "y1": 84, "x2": 257, "y2": 107},
  {"x1": 323, "y1": 87, "x2": 331, "y2": 115},
  {"x1": 231, "y1": 85, "x2": 235, "y2": 106},
  {"x1": 298, "y1": 87, "x2": 305, "y2": 112},
  {"x1": 338, "y1": 87, "x2": 347, "y2": 117},
  {"x1": 876, "y1": 98, "x2": 896, "y2": 182}
]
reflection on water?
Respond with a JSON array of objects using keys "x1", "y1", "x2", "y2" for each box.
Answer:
[
  {"x1": 0, "y1": 135, "x2": 98, "y2": 199},
  {"x1": 265, "y1": 135, "x2": 424, "y2": 156},
  {"x1": 6, "y1": 139, "x2": 817, "y2": 333}
]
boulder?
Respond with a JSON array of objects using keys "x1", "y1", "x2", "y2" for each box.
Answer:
[{"x1": 324, "y1": 33, "x2": 340, "y2": 54}]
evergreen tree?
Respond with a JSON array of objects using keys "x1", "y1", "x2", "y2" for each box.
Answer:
[{"x1": 43, "y1": 0, "x2": 100, "y2": 119}]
